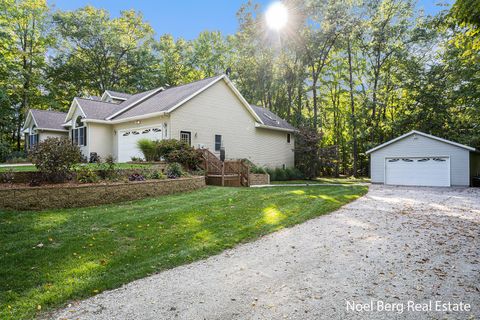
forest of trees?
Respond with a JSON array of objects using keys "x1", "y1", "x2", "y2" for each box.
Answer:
[{"x1": 0, "y1": 0, "x2": 478, "y2": 176}]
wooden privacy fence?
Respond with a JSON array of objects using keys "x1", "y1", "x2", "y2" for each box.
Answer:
[{"x1": 199, "y1": 148, "x2": 250, "y2": 187}]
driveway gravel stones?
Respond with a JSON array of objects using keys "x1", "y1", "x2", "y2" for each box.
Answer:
[{"x1": 49, "y1": 185, "x2": 480, "y2": 320}]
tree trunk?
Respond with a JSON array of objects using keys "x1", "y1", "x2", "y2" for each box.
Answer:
[{"x1": 348, "y1": 40, "x2": 358, "y2": 177}]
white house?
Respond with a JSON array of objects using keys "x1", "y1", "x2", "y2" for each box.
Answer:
[
  {"x1": 23, "y1": 75, "x2": 295, "y2": 168},
  {"x1": 366, "y1": 130, "x2": 480, "y2": 187}
]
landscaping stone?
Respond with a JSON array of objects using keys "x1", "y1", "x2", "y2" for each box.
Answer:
[{"x1": 0, "y1": 176, "x2": 205, "y2": 211}]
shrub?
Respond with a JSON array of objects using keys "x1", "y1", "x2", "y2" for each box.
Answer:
[
  {"x1": 250, "y1": 166, "x2": 266, "y2": 174},
  {"x1": 274, "y1": 168, "x2": 288, "y2": 181},
  {"x1": 73, "y1": 165, "x2": 99, "y2": 183},
  {"x1": 156, "y1": 139, "x2": 186, "y2": 158},
  {"x1": 97, "y1": 155, "x2": 118, "y2": 180},
  {"x1": 0, "y1": 141, "x2": 10, "y2": 163},
  {"x1": 265, "y1": 167, "x2": 304, "y2": 181},
  {"x1": 130, "y1": 156, "x2": 143, "y2": 162},
  {"x1": 29, "y1": 137, "x2": 83, "y2": 182},
  {"x1": 143, "y1": 168, "x2": 165, "y2": 180},
  {"x1": 165, "y1": 149, "x2": 202, "y2": 170},
  {"x1": 128, "y1": 173, "x2": 145, "y2": 181},
  {"x1": 137, "y1": 139, "x2": 157, "y2": 161},
  {"x1": 166, "y1": 162, "x2": 183, "y2": 179},
  {"x1": 0, "y1": 168, "x2": 15, "y2": 184}
]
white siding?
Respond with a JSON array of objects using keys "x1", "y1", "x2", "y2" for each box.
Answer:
[
  {"x1": 87, "y1": 123, "x2": 113, "y2": 160},
  {"x1": 169, "y1": 81, "x2": 294, "y2": 168},
  {"x1": 38, "y1": 131, "x2": 68, "y2": 141},
  {"x1": 370, "y1": 134, "x2": 470, "y2": 186}
]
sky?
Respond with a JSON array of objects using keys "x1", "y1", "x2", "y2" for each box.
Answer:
[{"x1": 49, "y1": 0, "x2": 453, "y2": 40}]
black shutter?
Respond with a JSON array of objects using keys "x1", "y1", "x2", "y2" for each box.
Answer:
[{"x1": 83, "y1": 127, "x2": 87, "y2": 146}]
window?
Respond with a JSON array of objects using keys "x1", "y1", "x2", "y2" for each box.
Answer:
[
  {"x1": 29, "y1": 134, "x2": 39, "y2": 148},
  {"x1": 180, "y1": 131, "x2": 191, "y2": 146},
  {"x1": 72, "y1": 116, "x2": 87, "y2": 146},
  {"x1": 215, "y1": 134, "x2": 222, "y2": 151},
  {"x1": 287, "y1": 133, "x2": 291, "y2": 143}
]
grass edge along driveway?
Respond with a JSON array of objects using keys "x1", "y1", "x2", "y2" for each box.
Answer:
[{"x1": 0, "y1": 185, "x2": 368, "y2": 319}]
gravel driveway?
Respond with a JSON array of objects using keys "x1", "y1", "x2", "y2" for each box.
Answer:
[{"x1": 50, "y1": 185, "x2": 480, "y2": 320}]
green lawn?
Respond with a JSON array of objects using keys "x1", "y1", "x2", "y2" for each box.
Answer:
[
  {"x1": 0, "y1": 163, "x2": 153, "y2": 173},
  {"x1": 0, "y1": 185, "x2": 367, "y2": 319},
  {"x1": 271, "y1": 177, "x2": 370, "y2": 185}
]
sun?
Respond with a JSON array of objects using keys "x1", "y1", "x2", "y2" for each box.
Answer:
[{"x1": 265, "y1": 2, "x2": 288, "y2": 31}]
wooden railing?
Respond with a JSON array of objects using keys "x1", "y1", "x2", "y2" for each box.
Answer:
[{"x1": 198, "y1": 148, "x2": 250, "y2": 187}]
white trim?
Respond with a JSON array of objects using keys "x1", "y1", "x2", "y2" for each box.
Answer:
[
  {"x1": 106, "y1": 87, "x2": 165, "y2": 120},
  {"x1": 65, "y1": 98, "x2": 87, "y2": 123},
  {"x1": 383, "y1": 155, "x2": 451, "y2": 187},
  {"x1": 22, "y1": 110, "x2": 37, "y2": 132},
  {"x1": 366, "y1": 130, "x2": 475, "y2": 154},
  {"x1": 84, "y1": 111, "x2": 169, "y2": 125},
  {"x1": 102, "y1": 90, "x2": 128, "y2": 101},
  {"x1": 255, "y1": 122, "x2": 296, "y2": 133},
  {"x1": 37, "y1": 128, "x2": 69, "y2": 133}
]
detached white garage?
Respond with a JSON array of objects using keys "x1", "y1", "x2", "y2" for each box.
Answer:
[{"x1": 367, "y1": 130, "x2": 479, "y2": 187}]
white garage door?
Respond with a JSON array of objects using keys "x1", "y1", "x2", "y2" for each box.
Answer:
[
  {"x1": 117, "y1": 126, "x2": 163, "y2": 162},
  {"x1": 385, "y1": 157, "x2": 450, "y2": 187}
]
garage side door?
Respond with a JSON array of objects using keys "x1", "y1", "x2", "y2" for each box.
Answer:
[
  {"x1": 118, "y1": 127, "x2": 163, "y2": 162},
  {"x1": 385, "y1": 157, "x2": 450, "y2": 187}
]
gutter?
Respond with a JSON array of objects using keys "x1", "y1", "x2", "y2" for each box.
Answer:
[
  {"x1": 84, "y1": 111, "x2": 169, "y2": 125},
  {"x1": 255, "y1": 122, "x2": 296, "y2": 133}
]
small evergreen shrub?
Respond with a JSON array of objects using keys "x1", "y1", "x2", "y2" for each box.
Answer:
[
  {"x1": 250, "y1": 166, "x2": 267, "y2": 174},
  {"x1": 166, "y1": 162, "x2": 183, "y2": 179}
]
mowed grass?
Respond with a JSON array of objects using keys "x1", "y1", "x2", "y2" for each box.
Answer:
[
  {"x1": 271, "y1": 177, "x2": 370, "y2": 185},
  {"x1": 0, "y1": 163, "x2": 154, "y2": 172},
  {"x1": 0, "y1": 185, "x2": 368, "y2": 319}
]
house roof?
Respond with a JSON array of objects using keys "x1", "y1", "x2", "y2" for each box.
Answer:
[
  {"x1": 29, "y1": 109, "x2": 68, "y2": 131},
  {"x1": 109, "y1": 75, "x2": 224, "y2": 120},
  {"x1": 250, "y1": 105, "x2": 295, "y2": 131},
  {"x1": 104, "y1": 90, "x2": 132, "y2": 100},
  {"x1": 75, "y1": 98, "x2": 125, "y2": 120},
  {"x1": 366, "y1": 130, "x2": 476, "y2": 154}
]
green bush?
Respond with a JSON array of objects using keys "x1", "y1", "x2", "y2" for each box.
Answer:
[
  {"x1": 73, "y1": 165, "x2": 99, "y2": 183},
  {"x1": 265, "y1": 167, "x2": 305, "y2": 181},
  {"x1": 250, "y1": 166, "x2": 267, "y2": 174},
  {"x1": 142, "y1": 168, "x2": 165, "y2": 180},
  {"x1": 156, "y1": 139, "x2": 186, "y2": 158},
  {"x1": 136, "y1": 139, "x2": 157, "y2": 161},
  {"x1": 0, "y1": 141, "x2": 10, "y2": 163},
  {"x1": 29, "y1": 137, "x2": 83, "y2": 182},
  {"x1": 165, "y1": 149, "x2": 202, "y2": 169},
  {"x1": 97, "y1": 155, "x2": 118, "y2": 180},
  {"x1": 166, "y1": 162, "x2": 183, "y2": 179},
  {"x1": 274, "y1": 168, "x2": 287, "y2": 181}
]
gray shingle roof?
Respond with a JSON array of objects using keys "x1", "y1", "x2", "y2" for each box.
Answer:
[
  {"x1": 250, "y1": 105, "x2": 295, "y2": 131},
  {"x1": 111, "y1": 75, "x2": 224, "y2": 120},
  {"x1": 75, "y1": 98, "x2": 124, "y2": 120},
  {"x1": 105, "y1": 90, "x2": 132, "y2": 100},
  {"x1": 30, "y1": 109, "x2": 68, "y2": 131}
]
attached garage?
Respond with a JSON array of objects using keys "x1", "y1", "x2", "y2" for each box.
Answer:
[
  {"x1": 367, "y1": 130, "x2": 479, "y2": 187},
  {"x1": 117, "y1": 126, "x2": 164, "y2": 162}
]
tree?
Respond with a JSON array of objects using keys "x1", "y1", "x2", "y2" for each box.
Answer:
[
  {"x1": 0, "y1": 0, "x2": 52, "y2": 150},
  {"x1": 51, "y1": 6, "x2": 154, "y2": 98}
]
